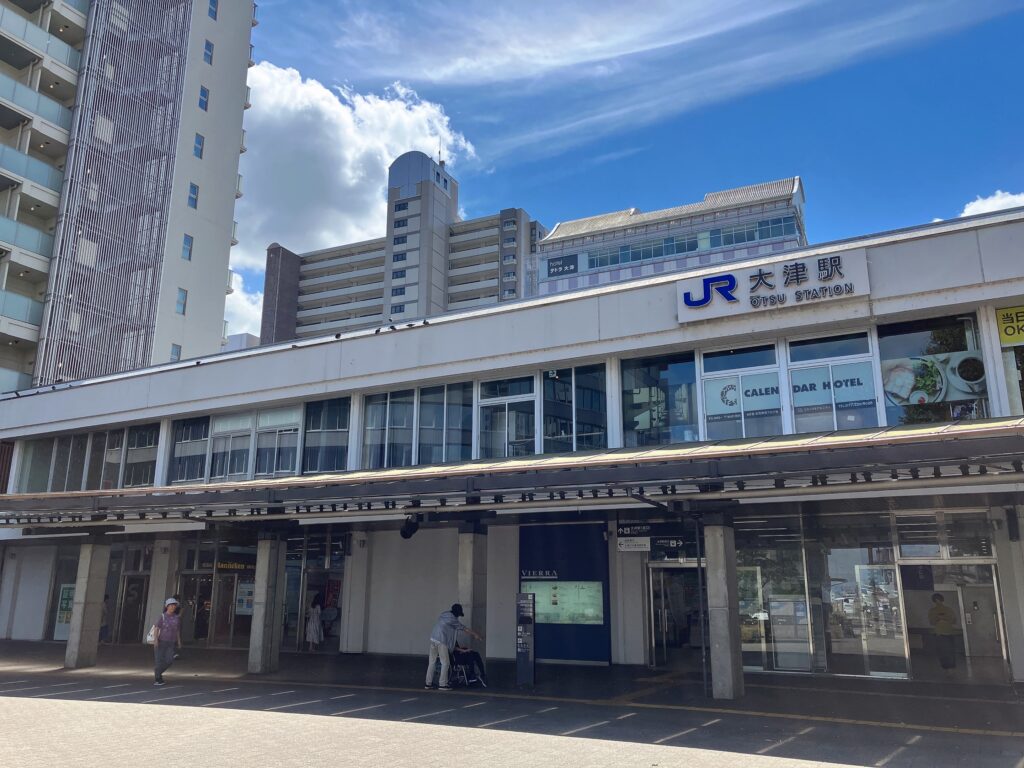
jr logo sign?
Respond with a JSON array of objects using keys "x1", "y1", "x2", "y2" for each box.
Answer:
[{"x1": 682, "y1": 274, "x2": 738, "y2": 308}]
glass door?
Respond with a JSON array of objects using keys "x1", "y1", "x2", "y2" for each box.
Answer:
[
  {"x1": 853, "y1": 564, "x2": 907, "y2": 676},
  {"x1": 210, "y1": 573, "x2": 237, "y2": 646},
  {"x1": 178, "y1": 574, "x2": 213, "y2": 645},
  {"x1": 116, "y1": 575, "x2": 149, "y2": 644},
  {"x1": 649, "y1": 566, "x2": 707, "y2": 671}
]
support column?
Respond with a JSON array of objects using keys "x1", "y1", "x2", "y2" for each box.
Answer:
[
  {"x1": 605, "y1": 357, "x2": 623, "y2": 449},
  {"x1": 145, "y1": 538, "x2": 181, "y2": 628},
  {"x1": 65, "y1": 540, "x2": 112, "y2": 669},
  {"x1": 704, "y1": 513, "x2": 743, "y2": 700},
  {"x1": 248, "y1": 535, "x2": 286, "y2": 674},
  {"x1": 458, "y1": 523, "x2": 488, "y2": 639},
  {"x1": 340, "y1": 531, "x2": 370, "y2": 653}
]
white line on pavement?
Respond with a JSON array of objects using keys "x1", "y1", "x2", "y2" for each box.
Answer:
[
  {"x1": 701, "y1": 718, "x2": 721, "y2": 727},
  {"x1": 876, "y1": 735, "x2": 921, "y2": 767},
  {"x1": 264, "y1": 699, "x2": 323, "y2": 712},
  {"x1": 211, "y1": 687, "x2": 239, "y2": 693},
  {"x1": 403, "y1": 708, "x2": 456, "y2": 722},
  {"x1": 103, "y1": 684, "x2": 131, "y2": 689},
  {"x1": 462, "y1": 702, "x2": 486, "y2": 708},
  {"x1": 2, "y1": 682, "x2": 81, "y2": 693},
  {"x1": 560, "y1": 720, "x2": 610, "y2": 737},
  {"x1": 616, "y1": 713, "x2": 636, "y2": 720},
  {"x1": 140, "y1": 692, "x2": 206, "y2": 705},
  {"x1": 329, "y1": 694, "x2": 356, "y2": 700},
  {"x1": 477, "y1": 714, "x2": 530, "y2": 728},
  {"x1": 202, "y1": 695, "x2": 261, "y2": 707},
  {"x1": 757, "y1": 726, "x2": 815, "y2": 755},
  {"x1": 537, "y1": 706, "x2": 558, "y2": 714},
  {"x1": 267, "y1": 690, "x2": 295, "y2": 696},
  {"x1": 31, "y1": 688, "x2": 94, "y2": 698},
  {"x1": 0, "y1": 680, "x2": 28, "y2": 686},
  {"x1": 89, "y1": 690, "x2": 151, "y2": 701},
  {"x1": 331, "y1": 703, "x2": 389, "y2": 716},
  {"x1": 400, "y1": 697, "x2": 418, "y2": 703},
  {"x1": 654, "y1": 727, "x2": 697, "y2": 744}
]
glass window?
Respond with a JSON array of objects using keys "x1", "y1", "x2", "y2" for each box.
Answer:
[
  {"x1": 394, "y1": 218, "x2": 407, "y2": 228},
  {"x1": 50, "y1": 434, "x2": 88, "y2": 492},
  {"x1": 790, "y1": 333, "x2": 869, "y2": 363},
  {"x1": 193, "y1": 133, "x2": 205, "y2": 158},
  {"x1": 123, "y1": 424, "x2": 159, "y2": 487},
  {"x1": 19, "y1": 437, "x2": 54, "y2": 492},
  {"x1": 394, "y1": 202, "x2": 408, "y2": 212},
  {"x1": 212, "y1": 412, "x2": 254, "y2": 433},
  {"x1": 878, "y1": 314, "x2": 988, "y2": 425},
  {"x1": 362, "y1": 394, "x2": 387, "y2": 470},
  {"x1": 393, "y1": 235, "x2": 406, "y2": 245},
  {"x1": 84, "y1": 431, "x2": 107, "y2": 490},
  {"x1": 169, "y1": 417, "x2": 209, "y2": 483},
  {"x1": 542, "y1": 365, "x2": 607, "y2": 454},
  {"x1": 622, "y1": 353, "x2": 697, "y2": 447},
  {"x1": 391, "y1": 304, "x2": 405, "y2": 314},
  {"x1": 703, "y1": 344, "x2": 776, "y2": 373},
  {"x1": 391, "y1": 287, "x2": 405, "y2": 297},
  {"x1": 417, "y1": 386, "x2": 446, "y2": 464},
  {"x1": 176, "y1": 288, "x2": 188, "y2": 315},
  {"x1": 101, "y1": 430, "x2": 124, "y2": 489},
  {"x1": 896, "y1": 514, "x2": 942, "y2": 558},
  {"x1": 790, "y1": 361, "x2": 878, "y2": 433},
  {"x1": 182, "y1": 233, "x2": 193, "y2": 261},
  {"x1": 187, "y1": 183, "x2": 199, "y2": 208},
  {"x1": 393, "y1": 269, "x2": 406, "y2": 280},
  {"x1": 393, "y1": 252, "x2": 406, "y2": 263},
  {"x1": 255, "y1": 429, "x2": 298, "y2": 475},
  {"x1": 211, "y1": 434, "x2": 250, "y2": 480},
  {"x1": 944, "y1": 512, "x2": 992, "y2": 558},
  {"x1": 481, "y1": 376, "x2": 533, "y2": 399},
  {"x1": 445, "y1": 382, "x2": 473, "y2": 462},
  {"x1": 198, "y1": 86, "x2": 209, "y2": 111},
  {"x1": 170, "y1": 344, "x2": 182, "y2": 362},
  {"x1": 303, "y1": 397, "x2": 350, "y2": 473},
  {"x1": 361, "y1": 391, "x2": 414, "y2": 469},
  {"x1": 208, "y1": 0, "x2": 218, "y2": 19},
  {"x1": 704, "y1": 372, "x2": 783, "y2": 440},
  {"x1": 203, "y1": 40, "x2": 214, "y2": 64}
]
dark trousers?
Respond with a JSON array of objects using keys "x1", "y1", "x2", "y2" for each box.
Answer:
[
  {"x1": 935, "y1": 634, "x2": 957, "y2": 670},
  {"x1": 154, "y1": 641, "x2": 176, "y2": 681}
]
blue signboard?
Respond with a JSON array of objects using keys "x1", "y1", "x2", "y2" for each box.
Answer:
[
  {"x1": 546, "y1": 254, "x2": 579, "y2": 278},
  {"x1": 519, "y1": 523, "x2": 610, "y2": 663}
]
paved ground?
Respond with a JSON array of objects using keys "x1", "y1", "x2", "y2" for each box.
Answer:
[{"x1": 1, "y1": 664, "x2": 1022, "y2": 767}]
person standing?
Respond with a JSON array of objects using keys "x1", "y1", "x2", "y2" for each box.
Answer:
[
  {"x1": 425, "y1": 603, "x2": 482, "y2": 691},
  {"x1": 153, "y1": 597, "x2": 183, "y2": 686},
  {"x1": 928, "y1": 593, "x2": 959, "y2": 673},
  {"x1": 305, "y1": 593, "x2": 324, "y2": 652},
  {"x1": 98, "y1": 594, "x2": 110, "y2": 644}
]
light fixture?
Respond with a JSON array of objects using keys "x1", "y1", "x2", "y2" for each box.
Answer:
[{"x1": 399, "y1": 514, "x2": 420, "y2": 540}]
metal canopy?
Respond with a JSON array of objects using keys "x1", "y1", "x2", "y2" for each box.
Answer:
[{"x1": 3, "y1": 418, "x2": 1024, "y2": 529}]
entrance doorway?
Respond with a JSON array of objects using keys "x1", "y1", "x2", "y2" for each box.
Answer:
[
  {"x1": 115, "y1": 575, "x2": 149, "y2": 644},
  {"x1": 900, "y1": 563, "x2": 1009, "y2": 684},
  {"x1": 209, "y1": 572, "x2": 254, "y2": 648},
  {"x1": 178, "y1": 574, "x2": 213, "y2": 645},
  {"x1": 649, "y1": 565, "x2": 707, "y2": 672}
]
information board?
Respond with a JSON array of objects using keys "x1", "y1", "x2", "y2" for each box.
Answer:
[
  {"x1": 520, "y1": 580, "x2": 604, "y2": 625},
  {"x1": 515, "y1": 593, "x2": 536, "y2": 687}
]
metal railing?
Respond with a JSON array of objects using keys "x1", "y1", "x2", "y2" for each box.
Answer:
[
  {"x1": 0, "y1": 70, "x2": 73, "y2": 130},
  {"x1": 62, "y1": 0, "x2": 90, "y2": 15},
  {"x1": 0, "y1": 213, "x2": 55, "y2": 257},
  {"x1": 0, "y1": 5, "x2": 82, "y2": 70},
  {"x1": 0, "y1": 289, "x2": 44, "y2": 325},
  {"x1": 0, "y1": 142, "x2": 63, "y2": 191},
  {"x1": 0, "y1": 366, "x2": 32, "y2": 393}
]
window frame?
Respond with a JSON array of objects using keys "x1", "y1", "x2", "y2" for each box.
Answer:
[
  {"x1": 193, "y1": 133, "x2": 205, "y2": 159},
  {"x1": 187, "y1": 183, "x2": 199, "y2": 209},
  {"x1": 198, "y1": 85, "x2": 210, "y2": 111},
  {"x1": 203, "y1": 39, "x2": 214, "y2": 64},
  {"x1": 181, "y1": 233, "x2": 193, "y2": 261},
  {"x1": 175, "y1": 288, "x2": 188, "y2": 315}
]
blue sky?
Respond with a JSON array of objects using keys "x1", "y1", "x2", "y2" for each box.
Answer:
[{"x1": 225, "y1": 1, "x2": 1024, "y2": 333}]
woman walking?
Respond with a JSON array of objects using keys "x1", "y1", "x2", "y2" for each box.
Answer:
[
  {"x1": 153, "y1": 597, "x2": 183, "y2": 686},
  {"x1": 305, "y1": 593, "x2": 324, "y2": 652}
]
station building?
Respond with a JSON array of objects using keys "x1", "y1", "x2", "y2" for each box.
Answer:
[{"x1": 0, "y1": 206, "x2": 1023, "y2": 700}]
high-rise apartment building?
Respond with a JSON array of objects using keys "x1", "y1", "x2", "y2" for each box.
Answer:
[
  {"x1": 0, "y1": 0, "x2": 254, "y2": 389},
  {"x1": 261, "y1": 151, "x2": 546, "y2": 343},
  {"x1": 260, "y1": 153, "x2": 806, "y2": 343}
]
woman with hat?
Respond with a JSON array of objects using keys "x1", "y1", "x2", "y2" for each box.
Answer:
[{"x1": 153, "y1": 597, "x2": 183, "y2": 686}]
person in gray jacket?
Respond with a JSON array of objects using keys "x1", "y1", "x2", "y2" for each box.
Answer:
[{"x1": 425, "y1": 603, "x2": 482, "y2": 690}]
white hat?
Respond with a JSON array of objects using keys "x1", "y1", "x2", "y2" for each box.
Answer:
[{"x1": 164, "y1": 597, "x2": 179, "y2": 607}]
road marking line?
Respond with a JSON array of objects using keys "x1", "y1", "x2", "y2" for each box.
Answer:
[
  {"x1": 332, "y1": 703, "x2": 389, "y2": 716},
  {"x1": 268, "y1": 690, "x2": 295, "y2": 696},
  {"x1": 0, "y1": 680, "x2": 28, "y2": 686},
  {"x1": 211, "y1": 687, "x2": 238, "y2": 693},
  {"x1": 654, "y1": 727, "x2": 697, "y2": 744},
  {"x1": 400, "y1": 697, "x2": 418, "y2": 703},
  {"x1": 617, "y1": 712, "x2": 636, "y2": 720},
  {"x1": 876, "y1": 735, "x2": 921, "y2": 767},
  {"x1": 1, "y1": 682, "x2": 80, "y2": 693},
  {"x1": 103, "y1": 684, "x2": 131, "y2": 689},
  {"x1": 537, "y1": 706, "x2": 558, "y2": 713},
  {"x1": 264, "y1": 698, "x2": 323, "y2": 712},
  {"x1": 330, "y1": 694, "x2": 356, "y2": 700},
  {"x1": 31, "y1": 688, "x2": 93, "y2": 697},
  {"x1": 477, "y1": 714, "x2": 529, "y2": 728},
  {"x1": 89, "y1": 690, "x2": 151, "y2": 701},
  {"x1": 757, "y1": 726, "x2": 815, "y2": 754},
  {"x1": 1014, "y1": 754, "x2": 1024, "y2": 768},
  {"x1": 403, "y1": 708, "x2": 455, "y2": 721},
  {"x1": 140, "y1": 692, "x2": 205, "y2": 704},
  {"x1": 202, "y1": 695, "x2": 261, "y2": 707},
  {"x1": 561, "y1": 720, "x2": 610, "y2": 736},
  {"x1": 462, "y1": 701, "x2": 486, "y2": 708},
  {"x1": 701, "y1": 718, "x2": 721, "y2": 727}
]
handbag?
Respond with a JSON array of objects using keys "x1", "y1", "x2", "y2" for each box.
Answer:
[{"x1": 145, "y1": 624, "x2": 157, "y2": 645}]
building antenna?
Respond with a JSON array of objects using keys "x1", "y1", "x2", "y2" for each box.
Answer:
[{"x1": 438, "y1": 140, "x2": 444, "y2": 167}]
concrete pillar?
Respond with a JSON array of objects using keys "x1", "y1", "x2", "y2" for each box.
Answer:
[
  {"x1": 5, "y1": 440, "x2": 22, "y2": 493},
  {"x1": 145, "y1": 538, "x2": 181, "y2": 628},
  {"x1": 340, "y1": 531, "x2": 370, "y2": 653},
  {"x1": 993, "y1": 505, "x2": 1024, "y2": 683},
  {"x1": 605, "y1": 357, "x2": 623, "y2": 449},
  {"x1": 153, "y1": 420, "x2": 174, "y2": 487},
  {"x1": 65, "y1": 540, "x2": 112, "y2": 669},
  {"x1": 248, "y1": 535, "x2": 286, "y2": 674},
  {"x1": 347, "y1": 393, "x2": 364, "y2": 471},
  {"x1": 457, "y1": 524, "x2": 487, "y2": 639},
  {"x1": 704, "y1": 514, "x2": 743, "y2": 699}
]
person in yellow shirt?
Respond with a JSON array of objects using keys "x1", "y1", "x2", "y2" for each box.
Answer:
[{"x1": 928, "y1": 593, "x2": 958, "y2": 671}]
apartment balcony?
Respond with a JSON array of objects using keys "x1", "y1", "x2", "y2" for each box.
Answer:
[
  {"x1": 300, "y1": 249, "x2": 385, "y2": 277},
  {"x1": 0, "y1": 69, "x2": 72, "y2": 130},
  {"x1": 448, "y1": 243, "x2": 498, "y2": 264},
  {"x1": 240, "y1": 129, "x2": 247, "y2": 154},
  {"x1": 296, "y1": 312, "x2": 383, "y2": 337},
  {"x1": 448, "y1": 260, "x2": 498, "y2": 279},
  {"x1": 299, "y1": 281, "x2": 383, "y2": 305},
  {"x1": 56, "y1": 0, "x2": 89, "y2": 20},
  {"x1": 0, "y1": 213, "x2": 53, "y2": 258},
  {"x1": 0, "y1": 140, "x2": 62, "y2": 192},
  {"x1": 449, "y1": 226, "x2": 498, "y2": 245},
  {"x1": 231, "y1": 220, "x2": 238, "y2": 246},
  {"x1": 0, "y1": 4, "x2": 81, "y2": 71},
  {"x1": 226, "y1": 269, "x2": 235, "y2": 295},
  {"x1": 297, "y1": 294, "x2": 385, "y2": 320},
  {"x1": 0, "y1": 288, "x2": 43, "y2": 325},
  {"x1": 248, "y1": 44, "x2": 255, "y2": 67},
  {"x1": 235, "y1": 174, "x2": 243, "y2": 199},
  {"x1": 244, "y1": 86, "x2": 251, "y2": 110},
  {"x1": 300, "y1": 264, "x2": 384, "y2": 291},
  {"x1": 0, "y1": 365, "x2": 32, "y2": 393},
  {"x1": 448, "y1": 278, "x2": 497, "y2": 296},
  {"x1": 447, "y1": 293, "x2": 497, "y2": 311},
  {"x1": 252, "y1": 2, "x2": 259, "y2": 27}
]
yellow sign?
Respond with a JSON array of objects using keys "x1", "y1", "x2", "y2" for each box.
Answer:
[{"x1": 997, "y1": 305, "x2": 1024, "y2": 347}]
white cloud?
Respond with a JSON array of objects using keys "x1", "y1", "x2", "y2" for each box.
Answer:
[
  {"x1": 224, "y1": 271, "x2": 263, "y2": 337},
  {"x1": 960, "y1": 190, "x2": 1024, "y2": 217},
  {"x1": 229, "y1": 62, "x2": 474, "y2": 327}
]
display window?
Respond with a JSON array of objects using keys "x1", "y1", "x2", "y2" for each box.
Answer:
[
  {"x1": 702, "y1": 344, "x2": 782, "y2": 440},
  {"x1": 787, "y1": 332, "x2": 879, "y2": 433}
]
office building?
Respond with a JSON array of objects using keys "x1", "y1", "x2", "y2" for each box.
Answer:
[
  {"x1": 0, "y1": 206, "x2": 1022, "y2": 700},
  {"x1": 0, "y1": 0, "x2": 255, "y2": 389}
]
